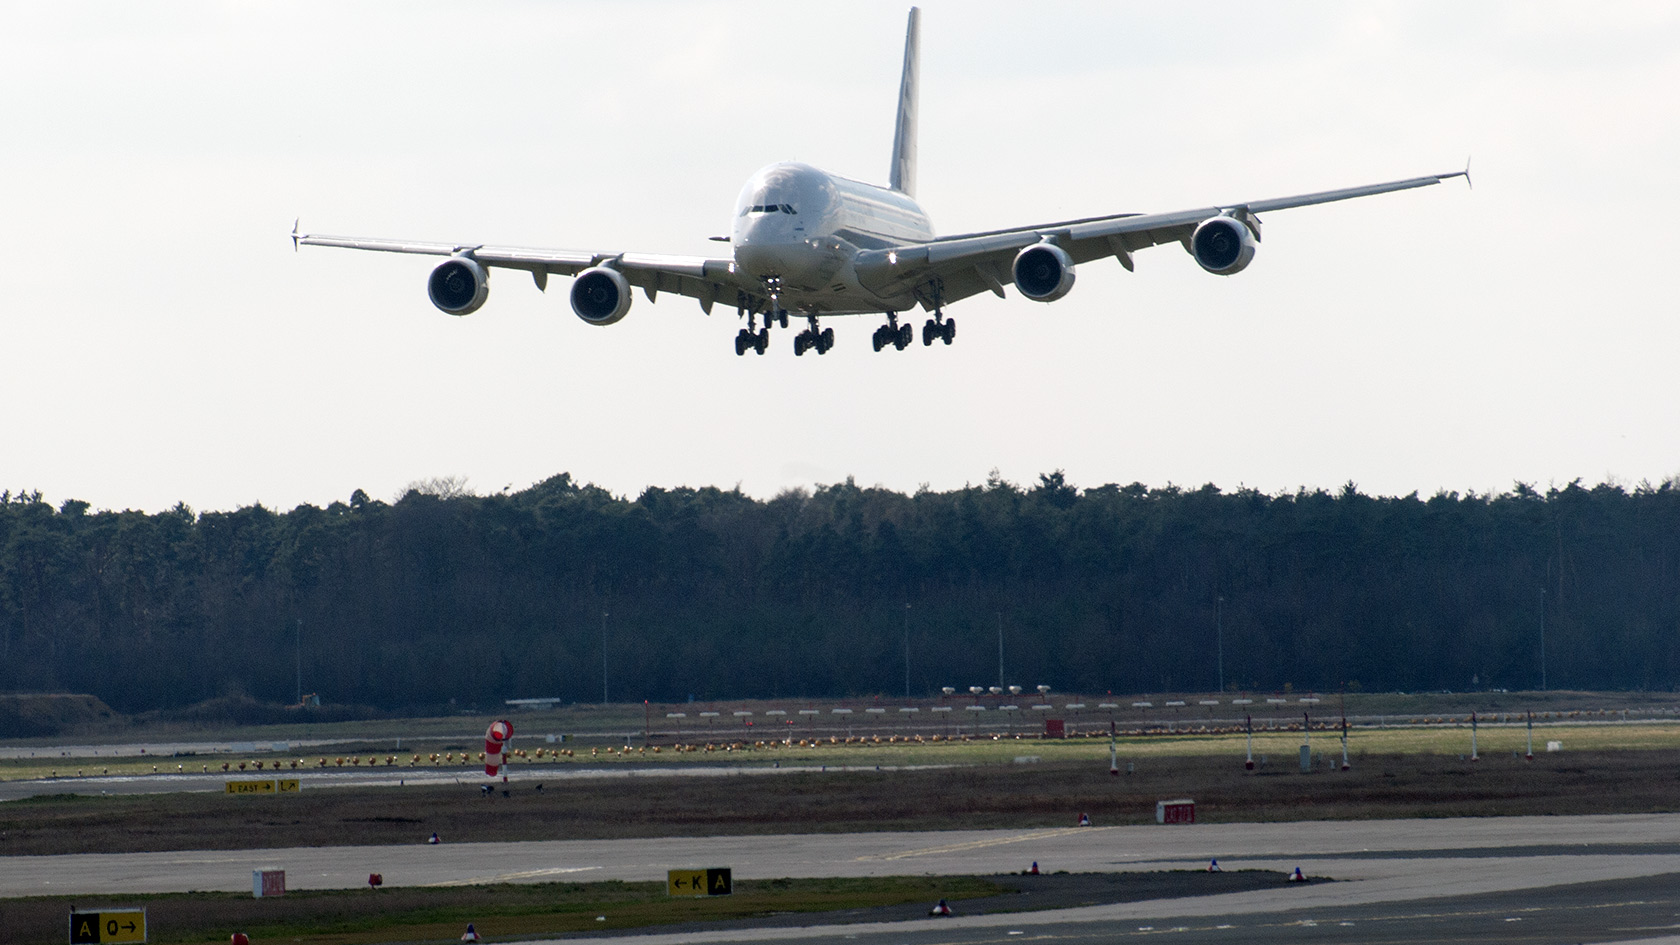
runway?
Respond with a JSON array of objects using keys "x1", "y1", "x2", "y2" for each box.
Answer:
[
  {"x1": 0, "y1": 763, "x2": 924, "y2": 802},
  {"x1": 4, "y1": 814, "x2": 1680, "y2": 944}
]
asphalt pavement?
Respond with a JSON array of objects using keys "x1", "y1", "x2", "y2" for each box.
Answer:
[{"x1": 5, "y1": 814, "x2": 1680, "y2": 944}]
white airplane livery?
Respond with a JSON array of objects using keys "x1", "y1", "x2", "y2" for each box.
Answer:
[{"x1": 296, "y1": 8, "x2": 1466, "y2": 358}]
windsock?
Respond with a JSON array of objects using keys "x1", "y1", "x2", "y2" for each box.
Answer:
[{"x1": 485, "y1": 719, "x2": 513, "y2": 777}]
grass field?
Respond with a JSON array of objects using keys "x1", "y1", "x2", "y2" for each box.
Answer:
[
  {"x1": 3, "y1": 717, "x2": 1674, "y2": 782},
  {"x1": 0, "y1": 875, "x2": 1010, "y2": 945}
]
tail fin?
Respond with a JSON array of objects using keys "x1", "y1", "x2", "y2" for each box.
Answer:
[{"x1": 889, "y1": 7, "x2": 920, "y2": 197}]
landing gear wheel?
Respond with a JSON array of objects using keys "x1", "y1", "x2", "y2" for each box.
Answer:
[
  {"x1": 794, "y1": 332, "x2": 807, "y2": 356},
  {"x1": 734, "y1": 330, "x2": 749, "y2": 356},
  {"x1": 875, "y1": 315, "x2": 904, "y2": 353},
  {"x1": 922, "y1": 319, "x2": 938, "y2": 346},
  {"x1": 942, "y1": 318, "x2": 956, "y2": 344},
  {"x1": 754, "y1": 329, "x2": 769, "y2": 355},
  {"x1": 777, "y1": 311, "x2": 789, "y2": 329},
  {"x1": 820, "y1": 327, "x2": 834, "y2": 353}
]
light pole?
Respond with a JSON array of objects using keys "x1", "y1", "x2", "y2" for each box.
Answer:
[
  {"x1": 1539, "y1": 588, "x2": 1546, "y2": 691},
  {"x1": 996, "y1": 612, "x2": 1004, "y2": 689},
  {"x1": 903, "y1": 603, "x2": 912, "y2": 700},
  {"x1": 295, "y1": 618, "x2": 303, "y2": 705},
  {"x1": 1215, "y1": 596, "x2": 1224, "y2": 695},
  {"x1": 601, "y1": 611, "x2": 610, "y2": 705}
]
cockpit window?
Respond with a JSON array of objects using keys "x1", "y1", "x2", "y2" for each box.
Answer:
[{"x1": 739, "y1": 203, "x2": 797, "y2": 216}]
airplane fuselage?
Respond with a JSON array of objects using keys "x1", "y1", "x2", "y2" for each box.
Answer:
[{"x1": 730, "y1": 162, "x2": 933, "y2": 316}]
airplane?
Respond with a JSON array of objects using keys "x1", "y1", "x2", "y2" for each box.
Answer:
[{"x1": 295, "y1": 8, "x2": 1466, "y2": 358}]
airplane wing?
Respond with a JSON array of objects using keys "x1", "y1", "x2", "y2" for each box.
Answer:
[
  {"x1": 294, "y1": 231, "x2": 756, "y2": 314},
  {"x1": 854, "y1": 170, "x2": 1468, "y2": 307}
]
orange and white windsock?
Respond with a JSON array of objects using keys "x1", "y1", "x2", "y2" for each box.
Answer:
[{"x1": 484, "y1": 719, "x2": 513, "y2": 777}]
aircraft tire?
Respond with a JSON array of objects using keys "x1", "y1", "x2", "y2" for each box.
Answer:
[{"x1": 943, "y1": 318, "x2": 956, "y2": 344}]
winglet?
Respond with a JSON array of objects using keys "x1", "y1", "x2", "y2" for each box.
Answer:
[
  {"x1": 888, "y1": 7, "x2": 920, "y2": 197},
  {"x1": 291, "y1": 218, "x2": 300, "y2": 251},
  {"x1": 1462, "y1": 155, "x2": 1472, "y2": 190}
]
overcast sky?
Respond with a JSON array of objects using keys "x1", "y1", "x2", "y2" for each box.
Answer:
[{"x1": 3, "y1": 1, "x2": 1677, "y2": 513}]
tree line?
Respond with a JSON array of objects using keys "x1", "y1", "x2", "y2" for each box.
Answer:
[{"x1": 1, "y1": 472, "x2": 1676, "y2": 715}]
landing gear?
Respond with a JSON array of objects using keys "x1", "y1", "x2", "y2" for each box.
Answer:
[
  {"x1": 872, "y1": 313, "x2": 914, "y2": 352},
  {"x1": 762, "y1": 278, "x2": 790, "y2": 330},
  {"x1": 920, "y1": 280, "x2": 955, "y2": 346},
  {"x1": 734, "y1": 326, "x2": 769, "y2": 355},
  {"x1": 734, "y1": 281, "x2": 787, "y2": 356},
  {"x1": 733, "y1": 307, "x2": 770, "y2": 356},
  {"x1": 922, "y1": 316, "x2": 955, "y2": 345},
  {"x1": 794, "y1": 317, "x2": 834, "y2": 356}
]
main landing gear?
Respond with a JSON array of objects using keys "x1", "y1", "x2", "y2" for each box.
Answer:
[
  {"x1": 921, "y1": 281, "x2": 955, "y2": 345},
  {"x1": 734, "y1": 305, "x2": 770, "y2": 356},
  {"x1": 872, "y1": 313, "x2": 914, "y2": 352},
  {"x1": 922, "y1": 314, "x2": 955, "y2": 345},
  {"x1": 794, "y1": 317, "x2": 834, "y2": 356},
  {"x1": 734, "y1": 326, "x2": 769, "y2": 356},
  {"x1": 736, "y1": 283, "x2": 790, "y2": 356},
  {"x1": 873, "y1": 302, "x2": 955, "y2": 353}
]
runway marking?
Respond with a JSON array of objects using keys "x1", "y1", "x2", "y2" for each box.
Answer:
[
  {"x1": 857, "y1": 827, "x2": 1112, "y2": 861},
  {"x1": 423, "y1": 866, "x2": 599, "y2": 887}
]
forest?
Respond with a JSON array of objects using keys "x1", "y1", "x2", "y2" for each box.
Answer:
[{"x1": 1, "y1": 471, "x2": 1676, "y2": 715}]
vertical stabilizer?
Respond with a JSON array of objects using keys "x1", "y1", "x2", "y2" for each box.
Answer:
[{"x1": 889, "y1": 7, "x2": 920, "y2": 197}]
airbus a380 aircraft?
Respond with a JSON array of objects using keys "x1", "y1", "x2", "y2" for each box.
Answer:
[{"x1": 296, "y1": 8, "x2": 1465, "y2": 358}]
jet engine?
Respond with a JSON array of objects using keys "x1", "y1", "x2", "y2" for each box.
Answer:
[
  {"x1": 1190, "y1": 215, "x2": 1258, "y2": 275},
  {"x1": 427, "y1": 256, "x2": 490, "y2": 315},
  {"x1": 1013, "y1": 242, "x2": 1076, "y2": 302},
  {"x1": 570, "y1": 266, "x2": 632, "y2": 325}
]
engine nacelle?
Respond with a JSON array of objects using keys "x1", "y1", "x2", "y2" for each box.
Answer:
[
  {"x1": 1013, "y1": 242, "x2": 1076, "y2": 302},
  {"x1": 428, "y1": 256, "x2": 489, "y2": 315},
  {"x1": 1190, "y1": 215, "x2": 1258, "y2": 275},
  {"x1": 570, "y1": 266, "x2": 632, "y2": 326}
]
